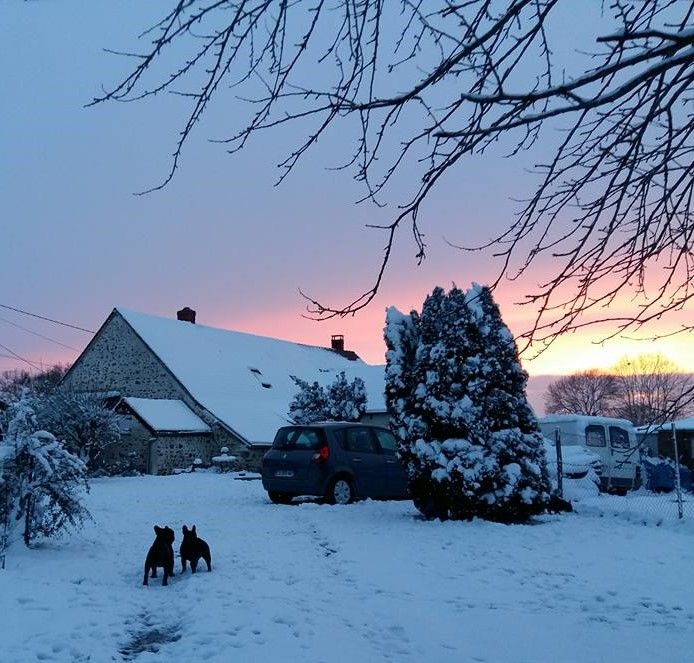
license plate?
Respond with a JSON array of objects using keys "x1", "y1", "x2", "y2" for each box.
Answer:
[{"x1": 275, "y1": 470, "x2": 294, "y2": 478}]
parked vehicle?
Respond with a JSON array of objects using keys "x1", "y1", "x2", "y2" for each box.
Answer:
[
  {"x1": 542, "y1": 438, "x2": 602, "y2": 481},
  {"x1": 261, "y1": 423, "x2": 409, "y2": 505},
  {"x1": 641, "y1": 456, "x2": 693, "y2": 493},
  {"x1": 539, "y1": 415, "x2": 638, "y2": 493}
]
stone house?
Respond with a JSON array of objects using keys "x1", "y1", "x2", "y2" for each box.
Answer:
[{"x1": 62, "y1": 307, "x2": 387, "y2": 474}]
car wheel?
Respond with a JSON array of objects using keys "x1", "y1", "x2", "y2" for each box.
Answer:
[
  {"x1": 268, "y1": 490, "x2": 294, "y2": 504},
  {"x1": 327, "y1": 477, "x2": 354, "y2": 505}
]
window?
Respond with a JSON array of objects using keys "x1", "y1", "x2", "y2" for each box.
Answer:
[
  {"x1": 609, "y1": 426, "x2": 630, "y2": 449},
  {"x1": 375, "y1": 429, "x2": 397, "y2": 452},
  {"x1": 344, "y1": 428, "x2": 379, "y2": 453},
  {"x1": 272, "y1": 427, "x2": 326, "y2": 450},
  {"x1": 585, "y1": 425, "x2": 606, "y2": 447}
]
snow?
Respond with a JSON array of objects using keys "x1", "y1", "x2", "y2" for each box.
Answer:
[
  {"x1": 116, "y1": 308, "x2": 386, "y2": 445},
  {"x1": 122, "y1": 398, "x2": 212, "y2": 433},
  {"x1": 2, "y1": 473, "x2": 693, "y2": 662},
  {"x1": 636, "y1": 417, "x2": 694, "y2": 433}
]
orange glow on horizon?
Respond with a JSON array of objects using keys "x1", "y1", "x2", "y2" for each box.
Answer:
[
  {"x1": 220, "y1": 294, "x2": 694, "y2": 376},
  {"x1": 6, "y1": 291, "x2": 690, "y2": 379}
]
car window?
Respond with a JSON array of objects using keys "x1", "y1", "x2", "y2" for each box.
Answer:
[
  {"x1": 609, "y1": 426, "x2": 631, "y2": 449},
  {"x1": 375, "y1": 429, "x2": 397, "y2": 452},
  {"x1": 344, "y1": 428, "x2": 380, "y2": 454},
  {"x1": 585, "y1": 425, "x2": 606, "y2": 447},
  {"x1": 272, "y1": 427, "x2": 325, "y2": 450}
]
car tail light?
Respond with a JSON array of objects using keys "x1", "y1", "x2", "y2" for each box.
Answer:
[{"x1": 312, "y1": 445, "x2": 330, "y2": 464}]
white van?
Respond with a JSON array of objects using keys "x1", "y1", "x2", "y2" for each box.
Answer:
[{"x1": 538, "y1": 415, "x2": 638, "y2": 492}]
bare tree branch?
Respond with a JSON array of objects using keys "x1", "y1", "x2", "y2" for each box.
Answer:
[{"x1": 91, "y1": 1, "x2": 694, "y2": 347}]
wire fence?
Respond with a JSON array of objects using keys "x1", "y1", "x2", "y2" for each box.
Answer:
[{"x1": 545, "y1": 426, "x2": 693, "y2": 524}]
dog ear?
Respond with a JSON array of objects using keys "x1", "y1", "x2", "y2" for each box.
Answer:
[
  {"x1": 182, "y1": 525, "x2": 189, "y2": 534},
  {"x1": 192, "y1": 525, "x2": 196, "y2": 534},
  {"x1": 154, "y1": 526, "x2": 162, "y2": 535}
]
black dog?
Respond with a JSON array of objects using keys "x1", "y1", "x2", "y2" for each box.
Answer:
[
  {"x1": 547, "y1": 493, "x2": 574, "y2": 514},
  {"x1": 143, "y1": 525, "x2": 175, "y2": 586},
  {"x1": 180, "y1": 525, "x2": 212, "y2": 574}
]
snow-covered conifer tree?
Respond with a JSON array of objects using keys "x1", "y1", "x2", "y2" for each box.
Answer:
[
  {"x1": 289, "y1": 372, "x2": 368, "y2": 424},
  {"x1": 5, "y1": 391, "x2": 91, "y2": 547},
  {"x1": 385, "y1": 284, "x2": 550, "y2": 522},
  {"x1": 384, "y1": 306, "x2": 421, "y2": 443},
  {"x1": 327, "y1": 372, "x2": 367, "y2": 421},
  {"x1": 288, "y1": 377, "x2": 329, "y2": 424}
]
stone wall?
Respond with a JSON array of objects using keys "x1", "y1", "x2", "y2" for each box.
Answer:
[
  {"x1": 150, "y1": 434, "x2": 216, "y2": 475},
  {"x1": 360, "y1": 411, "x2": 391, "y2": 428},
  {"x1": 63, "y1": 312, "x2": 185, "y2": 399},
  {"x1": 100, "y1": 418, "x2": 150, "y2": 475}
]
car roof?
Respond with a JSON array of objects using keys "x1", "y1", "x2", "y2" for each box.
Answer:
[{"x1": 280, "y1": 421, "x2": 387, "y2": 429}]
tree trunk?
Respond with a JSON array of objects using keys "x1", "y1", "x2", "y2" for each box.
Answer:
[{"x1": 23, "y1": 495, "x2": 32, "y2": 547}]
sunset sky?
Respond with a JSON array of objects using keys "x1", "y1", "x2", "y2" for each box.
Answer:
[{"x1": 2, "y1": 1, "x2": 692, "y2": 381}]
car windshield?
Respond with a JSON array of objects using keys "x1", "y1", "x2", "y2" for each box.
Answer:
[
  {"x1": 272, "y1": 427, "x2": 326, "y2": 451},
  {"x1": 609, "y1": 426, "x2": 631, "y2": 449}
]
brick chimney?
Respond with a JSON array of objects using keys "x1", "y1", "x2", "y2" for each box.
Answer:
[
  {"x1": 177, "y1": 307, "x2": 196, "y2": 324},
  {"x1": 331, "y1": 334, "x2": 345, "y2": 352}
]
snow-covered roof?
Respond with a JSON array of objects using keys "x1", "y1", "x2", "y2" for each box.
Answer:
[
  {"x1": 121, "y1": 397, "x2": 212, "y2": 434},
  {"x1": 116, "y1": 308, "x2": 386, "y2": 446},
  {"x1": 636, "y1": 417, "x2": 694, "y2": 434}
]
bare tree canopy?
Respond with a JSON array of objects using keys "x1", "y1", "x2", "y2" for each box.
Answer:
[
  {"x1": 92, "y1": 1, "x2": 694, "y2": 348},
  {"x1": 610, "y1": 354, "x2": 694, "y2": 426},
  {"x1": 544, "y1": 353, "x2": 694, "y2": 425},
  {"x1": 544, "y1": 370, "x2": 619, "y2": 416}
]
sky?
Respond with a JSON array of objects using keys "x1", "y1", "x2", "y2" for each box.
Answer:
[{"x1": 1, "y1": 1, "x2": 692, "y2": 381}]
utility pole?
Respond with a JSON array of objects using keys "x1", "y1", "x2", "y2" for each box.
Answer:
[{"x1": 671, "y1": 422, "x2": 684, "y2": 520}]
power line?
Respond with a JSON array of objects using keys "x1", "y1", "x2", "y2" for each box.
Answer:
[
  {"x1": 0, "y1": 342, "x2": 41, "y2": 370},
  {"x1": 0, "y1": 304, "x2": 95, "y2": 334},
  {"x1": 0, "y1": 315, "x2": 81, "y2": 352}
]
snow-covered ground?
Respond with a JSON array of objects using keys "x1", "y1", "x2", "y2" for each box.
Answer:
[{"x1": 2, "y1": 473, "x2": 693, "y2": 662}]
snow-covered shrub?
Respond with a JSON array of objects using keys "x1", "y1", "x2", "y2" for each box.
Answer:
[
  {"x1": 288, "y1": 372, "x2": 366, "y2": 424},
  {"x1": 384, "y1": 284, "x2": 551, "y2": 523},
  {"x1": 2, "y1": 391, "x2": 90, "y2": 547},
  {"x1": 0, "y1": 453, "x2": 13, "y2": 569},
  {"x1": 38, "y1": 391, "x2": 121, "y2": 473},
  {"x1": 288, "y1": 377, "x2": 329, "y2": 424},
  {"x1": 327, "y1": 372, "x2": 367, "y2": 421}
]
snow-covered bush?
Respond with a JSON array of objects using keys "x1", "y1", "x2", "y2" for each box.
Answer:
[
  {"x1": 385, "y1": 284, "x2": 551, "y2": 523},
  {"x1": 288, "y1": 377, "x2": 329, "y2": 423},
  {"x1": 38, "y1": 391, "x2": 121, "y2": 472},
  {"x1": 326, "y1": 372, "x2": 367, "y2": 421},
  {"x1": 288, "y1": 372, "x2": 366, "y2": 424},
  {"x1": 1, "y1": 391, "x2": 90, "y2": 547}
]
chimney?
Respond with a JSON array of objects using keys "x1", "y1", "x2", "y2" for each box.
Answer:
[
  {"x1": 331, "y1": 334, "x2": 345, "y2": 352},
  {"x1": 177, "y1": 307, "x2": 196, "y2": 324}
]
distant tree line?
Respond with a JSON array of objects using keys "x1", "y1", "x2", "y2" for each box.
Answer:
[{"x1": 544, "y1": 354, "x2": 694, "y2": 426}]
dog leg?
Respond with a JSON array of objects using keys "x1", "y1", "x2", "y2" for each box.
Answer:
[{"x1": 181, "y1": 557, "x2": 187, "y2": 573}]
